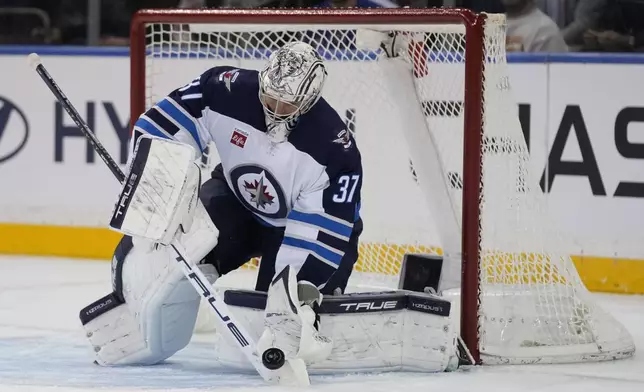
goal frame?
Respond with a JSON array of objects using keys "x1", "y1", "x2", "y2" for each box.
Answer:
[{"x1": 130, "y1": 8, "x2": 486, "y2": 364}]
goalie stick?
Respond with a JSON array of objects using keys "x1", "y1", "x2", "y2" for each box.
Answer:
[{"x1": 27, "y1": 53, "x2": 304, "y2": 385}]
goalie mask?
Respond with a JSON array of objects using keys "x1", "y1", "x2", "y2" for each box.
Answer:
[{"x1": 259, "y1": 41, "x2": 327, "y2": 142}]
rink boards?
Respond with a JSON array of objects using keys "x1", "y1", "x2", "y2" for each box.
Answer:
[{"x1": 0, "y1": 47, "x2": 643, "y2": 293}]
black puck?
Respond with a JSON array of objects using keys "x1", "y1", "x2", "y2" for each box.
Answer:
[{"x1": 262, "y1": 347, "x2": 286, "y2": 370}]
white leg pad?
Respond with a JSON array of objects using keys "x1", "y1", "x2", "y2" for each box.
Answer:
[
  {"x1": 84, "y1": 298, "x2": 148, "y2": 365},
  {"x1": 84, "y1": 259, "x2": 218, "y2": 366},
  {"x1": 82, "y1": 199, "x2": 219, "y2": 366}
]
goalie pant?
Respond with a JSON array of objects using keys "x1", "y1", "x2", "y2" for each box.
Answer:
[{"x1": 78, "y1": 164, "x2": 362, "y2": 366}]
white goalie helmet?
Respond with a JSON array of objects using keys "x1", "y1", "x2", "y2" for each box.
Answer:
[{"x1": 259, "y1": 41, "x2": 327, "y2": 126}]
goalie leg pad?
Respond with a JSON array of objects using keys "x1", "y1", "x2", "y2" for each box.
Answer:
[
  {"x1": 213, "y1": 290, "x2": 457, "y2": 373},
  {"x1": 81, "y1": 239, "x2": 219, "y2": 366}
]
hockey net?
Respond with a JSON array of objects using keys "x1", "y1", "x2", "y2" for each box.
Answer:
[{"x1": 131, "y1": 8, "x2": 634, "y2": 365}]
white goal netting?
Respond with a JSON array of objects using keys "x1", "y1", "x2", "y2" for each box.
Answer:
[{"x1": 138, "y1": 11, "x2": 634, "y2": 364}]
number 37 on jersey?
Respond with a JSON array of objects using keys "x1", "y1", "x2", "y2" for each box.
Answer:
[{"x1": 333, "y1": 174, "x2": 360, "y2": 203}]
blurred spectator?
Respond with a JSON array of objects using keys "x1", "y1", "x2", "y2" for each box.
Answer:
[
  {"x1": 553, "y1": 0, "x2": 607, "y2": 49},
  {"x1": 0, "y1": 0, "x2": 60, "y2": 43},
  {"x1": 48, "y1": 0, "x2": 180, "y2": 45},
  {"x1": 461, "y1": 0, "x2": 505, "y2": 12},
  {"x1": 178, "y1": 0, "x2": 206, "y2": 6},
  {"x1": 536, "y1": 0, "x2": 575, "y2": 28},
  {"x1": 314, "y1": 0, "x2": 443, "y2": 7},
  {"x1": 502, "y1": 0, "x2": 568, "y2": 52},
  {"x1": 178, "y1": 0, "x2": 252, "y2": 8},
  {"x1": 314, "y1": 0, "x2": 399, "y2": 7},
  {"x1": 54, "y1": 0, "x2": 127, "y2": 44},
  {"x1": 582, "y1": 0, "x2": 644, "y2": 52}
]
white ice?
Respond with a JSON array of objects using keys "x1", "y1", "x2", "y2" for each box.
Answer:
[{"x1": 1, "y1": 255, "x2": 643, "y2": 392}]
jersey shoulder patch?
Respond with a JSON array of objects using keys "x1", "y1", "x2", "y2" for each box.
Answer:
[
  {"x1": 313, "y1": 100, "x2": 358, "y2": 159},
  {"x1": 331, "y1": 128, "x2": 353, "y2": 150},
  {"x1": 289, "y1": 99, "x2": 360, "y2": 174},
  {"x1": 216, "y1": 68, "x2": 242, "y2": 91},
  {"x1": 201, "y1": 67, "x2": 266, "y2": 132},
  {"x1": 208, "y1": 67, "x2": 259, "y2": 93}
]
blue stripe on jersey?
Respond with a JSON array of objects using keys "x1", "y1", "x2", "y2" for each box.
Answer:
[
  {"x1": 134, "y1": 118, "x2": 170, "y2": 139},
  {"x1": 156, "y1": 98, "x2": 204, "y2": 151},
  {"x1": 282, "y1": 236, "x2": 342, "y2": 266},
  {"x1": 317, "y1": 231, "x2": 347, "y2": 255},
  {"x1": 146, "y1": 107, "x2": 179, "y2": 136},
  {"x1": 288, "y1": 210, "x2": 352, "y2": 238},
  {"x1": 354, "y1": 201, "x2": 361, "y2": 222}
]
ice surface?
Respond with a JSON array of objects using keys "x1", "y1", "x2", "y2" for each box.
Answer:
[{"x1": 1, "y1": 256, "x2": 643, "y2": 392}]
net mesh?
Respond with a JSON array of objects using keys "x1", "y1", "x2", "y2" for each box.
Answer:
[{"x1": 141, "y1": 12, "x2": 633, "y2": 364}]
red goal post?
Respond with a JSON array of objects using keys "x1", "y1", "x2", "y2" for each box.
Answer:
[{"x1": 129, "y1": 8, "x2": 634, "y2": 366}]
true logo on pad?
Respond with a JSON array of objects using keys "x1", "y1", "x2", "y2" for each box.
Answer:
[{"x1": 231, "y1": 129, "x2": 248, "y2": 148}]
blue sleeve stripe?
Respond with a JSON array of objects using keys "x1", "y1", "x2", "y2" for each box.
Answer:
[
  {"x1": 317, "y1": 231, "x2": 348, "y2": 254},
  {"x1": 156, "y1": 98, "x2": 204, "y2": 151},
  {"x1": 134, "y1": 118, "x2": 170, "y2": 139},
  {"x1": 288, "y1": 210, "x2": 353, "y2": 238},
  {"x1": 146, "y1": 107, "x2": 179, "y2": 136},
  {"x1": 282, "y1": 236, "x2": 342, "y2": 266}
]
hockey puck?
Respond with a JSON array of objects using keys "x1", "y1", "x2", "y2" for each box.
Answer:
[{"x1": 262, "y1": 348, "x2": 285, "y2": 370}]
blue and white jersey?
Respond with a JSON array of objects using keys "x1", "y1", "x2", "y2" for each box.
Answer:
[{"x1": 132, "y1": 66, "x2": 362, "y2": 279}]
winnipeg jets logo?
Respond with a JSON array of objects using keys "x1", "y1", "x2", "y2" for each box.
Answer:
[
  {"x1": 243, "y1": 174, "x2": 275, "y2": 210},
  {"x1": 230, "y1": 165, "x2": 288, "y2": 219},
  {"x1": 219, "y1": 69, "x2": 240, "y2": 92},
  {"x1": 333, "y1": 129, "x2": 352, "y2": 150}
]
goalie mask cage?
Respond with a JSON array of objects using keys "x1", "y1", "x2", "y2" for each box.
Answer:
[{"x1": 130, "y1": 8, "x2": 634, "y2": 365}]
